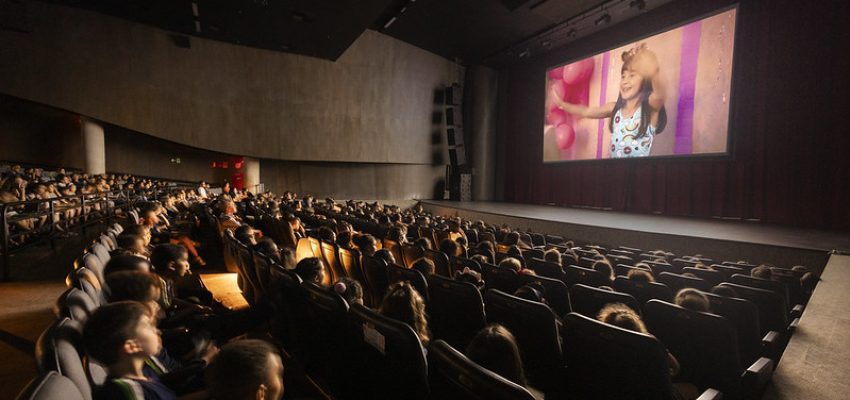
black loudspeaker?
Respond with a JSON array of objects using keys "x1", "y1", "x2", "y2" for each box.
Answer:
[
  {"x1": 445, "y1": 83, "x2": 463, "y2": 106},
  {"x1": 447, "y1": 127, "x2": 465, "y2": 147},
  {"x1": 446, "y1": 106, "x2": 463, "y2": 127},
  {"x1": 448, "y1": 146, "x2": 467, "y2": 166}
]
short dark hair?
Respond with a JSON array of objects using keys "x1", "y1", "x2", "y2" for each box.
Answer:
[
  {"x1": 103, "y1": 254, "x2": 151, "y2": 277},
  {"x1": 711, "y1": 285, "x2": 738, "y2": 298},
  {"x1": 106, "y1": 271, "x2": 160, "y2": 303},
  {"x1": 466, "y1": 324, "x2": 527, "y2": 387},
  {"x1": 439, "y1": 238, "x2": 460, "y2": 258},
  {"x1": 411, "y1": 258, "x2": 435, "y2": 276},
  {"x1": 115, "y1": 234, "x2": 143, "y2": 250},
  {"x1": 123, "y1": 224, "x2": 149, "y2": 237},
  {"x1": 83, "y1": 301, "x2": 149, "y2": 365},
  {"x1": 234, "y1": 224, "x2": 255, "y2": 245},
  {"x1": 627, "y1": 268, "x2": 655, "y2": 283},
  {"x1": 206, "y1": 339, "x2": 281, "y2": 400},
  {"x1": 150, "y1": 244, "x2": 187, "y2": 271},
  {"x1": 295, "y1": 257, "x2": 324, "y2": 284}
]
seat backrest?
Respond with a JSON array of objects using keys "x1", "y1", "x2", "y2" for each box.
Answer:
[
  {"x1": 496, "y1": 252, "x2": 526, "y2": 267},
  {"x1": 81, "y1": 253, "x2": 105, "y2": 289},
  {"x1": 72, "y1": 268, "x2": 105, "y2": 307},
  {"x1": 612, "y1": 277, "x2": 674, "y2": 307},
  {"x1": 346, "y1": 303, "x2": 429, "y2": 400},
  {"x1": 529, "y1": 233, "x2": 546, "y2": 248},
  {"x1": 671, "y1": 258, "x2": 700, "y2": 270},
  {"x1": 57, "y1": 288, "x2": 97, "y2": 324},
  {"x1": 479, "y1": 232, "x2": 496, "y2": 244},
  {"x1": 520, "y1": 248, "x2": 545, "y2": 261},
  {"x1": 730, "y1": 274, "x2": 791, "y2": 311},
  {"x1": 428, "y1": 340, "x2": 536, "y2": 400},
  {"x1": 481, "y1": 263, "x2": 520, "y2": 294},
  {"x1": 561, "y1": 313, "x2": 677, "y2": 400},
  {"x1": 251, "y1": 250, "x2": 273, "y2": 300},
  {"x1": 682, "y1": 267, "x2": 725, "y2": 287},
  {"x1": 719, "y1": 283, "x2": 788, "y2": 334},
  {"x1": 221, "y1": 229, "x2": 240, "y2": 273},
  {"x1": 657, "y1": 271, "x2": 713, "y2": 293},
  {"x1": 386, "y1": 263, "x2": 429, "y2": 302},
  {"x1": 401, "y1": 243, "x2": 426, "y2": 268},
  {"x1": 577, "y1": 257, "x2": 597, "y2": 268},
  {"x1": 615, "y1": 264, "x2": 644, "y2": 278},
  {"x1": 338, "y1": 247, "x2": 367, "y2": 290},
  {"x1": 711, "y1": 264, "x2": 747, "y2": 280},
  {"x1": 382, "y1": 239, "x2": 404, "y2": 267},
  {"x1": 97, "y1": 235, "x2": 115, "y2": 252},
  {"x1": 564, "y1": 265, "x2": 609, "y2": 288},
  {"x1": 320, "y1": 241, "x2": 343, "y2": 284},
  {"x1": 645, "y1": 261, "x2": 677, "y2": 276},
  {"x1": 362, "y1": 254, "x2": 390, "y2": 305},
  {"x1": 704, "y1": 292, "x2": 763, "y2": 366},
  {"x1": 772, "y1": 272, "x2": 807, "y2": 307},
  {"x1": 35, "y1": 318, "x2": 93, "y2": 400},
  {"x1": 644, "y1": 300, "x2": 745, "y2": 398},
  {"x1": 112, "y1": 222, "x2": 123, "y2": 233},
  {"x1": 16, "y1": 371, "x2": 85, "y2": 400},
  {"x1": 424, "y1": 249, "x2": 451, "y2": 277},
  {"x1": 483, "y1": 290, "x2": 562, "y2": 387},
  {"x1": 450, "y1": 256, "x2": 482, "y2": 277},
  {"x1": 90, "y1": 242, "x2": 110, "y2": 267},
  {"x1": 427, "y1": 274, "x2": 487, "y2": 350},
  {"x1": 297, "y1": 283, "x2": 351, "y2": 387},
  {"x1": 569, "y1": 284, "x2": 640, "y2": 318},
  {"x1": 527, "y1": 258, "x2": 566, "y2": 282},
  {"x1": 295, "y1": 237, "x2": 316, "y2": 263},
  {"x1": 518, "y1": 273, "x2": 571, "y2": 317}
]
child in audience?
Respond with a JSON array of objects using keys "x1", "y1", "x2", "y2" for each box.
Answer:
[
  {"x1": 627, "y1": 268, "x2": 655, "y2": 283},
  {"x1": 234, "y1": 224, "x2": 258, "y2": 246},
  {"x1": 380, "y1": 281, "x2": 431, "y2": 347},
  {"x1": 334, "y1": 277, "x2": 364, "y2": 306},
  {"x1": 375, "y1": 248, "x2": 397, "y2": 265},
  {"x1": 593, "y1": 259, "x2": 615, "y2": 285},
  {"x1": 411, "y1": 258, "x2": 435, "y2": 277},
  {"x1": 439, "y1": 238, "x2": 462, "y2": 258},
  {"x1": 499, "y1": 257, "x2": 522, "y2": 273},
  {"x1": 597, "y1": 303, "x2": 680, "y2": 376},
  {"x1": 674, "y1": 288, "x2": 710, "y2": 312},
  {"x1": 104, "y1": 254, "x2": 153, "y2": 278},
  {"x1": 751, "y1": 265, "x2": 772, "y2": 279},
  {"x1": 353, "y1": 234, "x2": 378, "y2": 256},
  {"x1": 711, "y1": 285, "x2": 738, "y2": 298},
  {"x1": 294, "y1": 257, "x2": 326, "y2": 285},
  {"x1": 454, "y1": 267, "x2": 485, "y2": 290},
  {"x1": 205, "y1": 339, "x2": 284, "y2": 400},
  {"x1": 413, "y1": 237, "x2": 432, "y2": 250},
  {"x1": 83, "y1": 301, "x2": 177, "y2": 400},
  {"x1": 466, "y1": 324, "x2": 528, "y2": 388},
  {"x1": 543, "y1": 249, "x2": 562, "y2": 265}
]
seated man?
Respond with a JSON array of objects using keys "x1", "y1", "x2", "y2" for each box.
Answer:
[{"x1": 205, "y1": 339, "x2": 284, "y2": 400}]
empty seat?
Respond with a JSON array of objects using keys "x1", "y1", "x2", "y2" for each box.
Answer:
[
  {"x1": 704, "y1": 292, "x2": 768, "y2": 365},
  {"x1": 15, "y1": 371, "x2": 85, "y2": 400},
  {"x1": 644, "y1": 300, "x2": 774, "y2": 399},
  {"x1": 518, "y1": 273, "x2": 571, "y2": 317},
  {"x1": 730, "y1": 274, "x2": 800, "y2": 316},
  {"x1": 612, "y1": 276, "x2": 674, "y2": 307},
  {"x1": 362, "y1": 254, "x2": 390, "y2": 305},
  {"x1": 657, "y1": 272, "x2": 713, "y2": 293},
  {"x1": 564, "y1": 265, "x2": 609, "y2": 288},
  {"x1": 719, "y1": 283, "x2": 792, "y2": 335},
  {"x1": 561, "y1": 313, "x2": 685, "y2": 400},
  {"x1": 319, "y1": 241, "x2": 344, "y2": 284},
  {"x1": 295, "y1": 237, "x2": 318, "y2": 263},
  {"x1": 346, "y1": 303, "x2": 429, "y2": 400},
  {"x1": 569, "y1": 284, "x2": 640, "y2": 318},
  {"x1": 338, "y1": 248, "x2": 368, "y2": 295},
  {"x1": 424, "y1": 249, "x2": 451, "y2": 277},
  {"x1": 57, "y1": 288, "x2": 97, "y2": 324},
  {"x1": 34, "y1": 318, "x2": 93, "y2": 400},
  {"x1": 387, "y1": 263, "x2": 429, "y2": 302},
  {"x1": 427, "y1": 274, "x2": 487, "y2": 350},
  {"x1": 429, "y1": 339, "x2": 535, "y2": 400},
  {"x1": 296, "y1": 282, "x2": 351, "y2": 394},
  {"x1": 682, "y1": 267, "x2": 724, "y2": 287},
  {"x1": 484, "y1": 290, "x2": 562, "y2": 391}
]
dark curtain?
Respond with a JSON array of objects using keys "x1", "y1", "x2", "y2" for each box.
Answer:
[{"x1": 500, "y1": 0, "x2": 850, "y2": 230}]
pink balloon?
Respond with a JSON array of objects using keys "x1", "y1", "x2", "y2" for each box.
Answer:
[
  {"x1": 548, "y1": 66, "x2": 565, "y2": 80},
  {"x1": 550, "y1": 80, "x2": 566, "y2": 102},
  {"x1": 546, "y1": 107, "x2": 566, "y2": 126},
  {"x1": 555, "y1": 123, "x2": 576, "y2": 150},
  {"x1": 563, "y1": 58, "x2": 595, "y2": 85}
]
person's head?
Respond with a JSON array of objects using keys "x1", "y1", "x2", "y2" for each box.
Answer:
[
  {"x1": 278, "y1": 247, "x2": 296, "y2": 270},
  {"x1": 123, "y1": 224, "x2": 152, "y2": 247},
  {"x1": 387, "y1": 226, "x2": 406, "y2": 243},
  {"x1": 104, "y1": 254, "x2": 152, "y2": 277},
  {"x1": 380, "y1": 281, "x2": 430, "y2": 346},
  {"x1": 334, "y1": 277, "x2": 364, "y2": 306},
  {"x1": 150, "y1": 244, "x2": 190, "y2": 278},
  {"x1": 234, "y1": 224, "x2": 257, "y2": 246},
  {"x1": 466, "y1": 324, "x2": 526, "y2": 387},
  {"x1": 598, "y1": 303, "x2": 648, "y2": 334},
  {"x1": 375, "y1": 248, "x2": 396, "y2": 265},
  {"x1": 221, "y1": 200, "x2": 237, "y2": 215},
  {"x1": 105, "y1": 271, "x2": 162, "y2": 319},
  {"x1": 627, "y1": 268, "x2": 655, "y2": 283},
  {"x1": 255, "y1": 238, "x2": 280, "y2": 260},
  {"x1": 318, "y1": 226, "x2": 336, "y2": 243},
  {"x1": 499, "y1": 257, "x2": 522, "y2": 273},
  {"x1": 83, "y1": 301, "x2": 161, "y2": 368},
  {"x1": 751, "y1": 265, "x2": 772, "y2": 280},
  {"x1": 336, "y1": 230, "x2": 354, "y2": 249},
  {"x1": 206, "y1": 339, "x2": 284, "y2": 400},
  {"x1": 674, "y1": 288, "x2": 710, "y2": 313},
  {"x1": 439, "y1": 238, "x2": 461, "y2": 258},
  {"x1": 593, "y1": 260, "x2": 615, "y2": 282},
  {"x1": 470, "y1": 254, "x2": 490, "y2": 266},
  {"x1": 711, "y1": 285, "x2": 738, "y2": 298},
  {"x1": 141, "y1": 209, "x2": 159, "y2": 227},
  {"x1": 455, "y1": 267, "x2": 485, "y2": 289},
  {"x1": 295, "y1": 257, "x2": 325, "y2": 285},
  {"x1": 413, "y1": 237, "x2": 432, "y2": 250},
  {"x1": 543, "y1": 249, "x2": 561, "y2": 264},
  {"x1": 411, "y1": 258, "x2": 435, "y2": 276},
  {"x1": 612, "y1": 44, "x2": 667, "y2": 137},
  {"x1": 513, "y1": 282, "x2": 546, "y2": 304},
  {"x1": 115, "y1": 233, "x2": 147, "y2": 256},
  {"x1": 354, "y1": 234, "x2": 378, "y2": 256},
  {"x1": 477, "y1": 240, "x2": 495, "y2": 253}
]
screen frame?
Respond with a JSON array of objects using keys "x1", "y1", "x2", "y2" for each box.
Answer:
[{"x1": 541, "y1": 3, "x2": 741, "y2": 165}]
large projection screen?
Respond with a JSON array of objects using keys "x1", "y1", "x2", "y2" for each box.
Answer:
[{"x1": 543, "y1": 7, "x2": 737, "y2": 162}]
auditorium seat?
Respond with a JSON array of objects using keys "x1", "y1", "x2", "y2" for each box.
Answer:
[
  {"x1": 484, "y1": 289, "x2": 562, "y2": 392},
  {"x1": 561, "y1": 313, "x2": 695, "y2": 400},
  {"x1": 520, "y1": 248, "x2": 544, "y2": 261},
  {"x1": 427, "y1": 274, "x2": 487, "y2": 350},
  {"x1": 401, "y1": 243, "x2": 426, "y2": 268},
  {"x1": 424, "y1": 248, "x2": 451, "y2": 277},
  {"x1": 382, "y1": 238, "x2": 404, "y2": 267},
  {"x1": 612, "y1": 276, "x2": 674, "y2": 307},
  {"x1": 718, "y1": 283, "x2": 795, "y2": 335},
  {"x1": 771, "y1": 271, "x2": 808, "y2": 307},
  {"x1": 79, "y1": 253, "x2": 105, "y2": 291},
  {"x1": 710, "y1": 264, "x2": 747, "y2": 280},
  {"x1": 577, "y1": 256, "x2": 597, "y2": 268},
  {"x1": 320, "y1": 241, "x2": 345, "y2": 284},
  {"x1": 544, "y1": 234, "x2": 565, "y2": 245},
  {"x1": 657, "y1": 271, "x2": 713, "y2": 293},
  {"x1": 644, "y1": 300, "x2": 774, "y2": 399},
  {"x1": 57, "y1": 288, "x2": 97, "y2": 324},
  {"x1": 704, "y1": 292, "x2": 775, "y2": 365},
  {"x1": 615, "y1": 263, "x2": 644, "y2": 278},
  {"x1": 569, "y1": 283, "x2": 640, "y2": 318},
  {"x1": 268, "y1": 266, "x2": 302, "y2": 347},
  {"x1": 97, "y1": 234, "x2": 115, "y2": 252},
  {"x1": 67, "y1": 268, "x2": 105, "y2": 307},
  {"x1": 362, "y1": 253, "x2": 390, "y2": 305},
  {"x1": 730, "y1": 274, "x2": 802, "y2": 318},
  {"x1": 644, "y1": 261, "x2": 678, "y2": 276},
  {"x1": 467, "y1": 247, "x2": 495, "y2": 264},
  {"x1": 518, "y1": 273, "x2": 571, "y2": 317},
  {"x1": 529, "y1": 233, "x2": 546, "y2": 248},
  {"x1": 450, "y1": 256, "x2": 482, "y2": 276},
  {"x1": 295, "y1": 236, "x2": 317, "y2": 263},
  {"x1": 481, "y1": 263, "x2": 521, "y2": 294},
  {"x1": 428, "y1": 339, "x2": 535, "y2": 400},
  {"x1": 671, "y1": 257, "x2": 700, "y2": 270},
  {"x1": 496, "y1": 252, "x2": 525, "y2": 267},
  {"x1": 346, "y1": 303, "x2": 429, "y2": 400},
  {"x1": 34, "y1": 318, "x2": 94, "y2": 400},
  {"x1": 90, "y1": 242, "x2": 110, "y2": 267},
  {"x1": 338, "y1": 247, "x2": 369, "y2": 297},
  {"x1": 16, "y1": 371, "x2": 85, "y2": 400},
  {"x1": 527, "y1": 258, "x2": 566, "y2": 282},
  {"x1": 251, "y1": 250, "x2": 274, "y2": 302},
  {"x1": 564, "y1": 265, "x2": 609, "y2": 288},
  {"x1": 682, "y1": 267, "x2": 725, "y2": 287},
  {"x1": 387, "y1": 263, "x2": 429, "y2": 302},
  {"x1": 296, "y1": 282, "x2": 351, "y2": 394}
]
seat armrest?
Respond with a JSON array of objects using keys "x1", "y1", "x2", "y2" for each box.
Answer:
[
  {"x1": 741, "y1": 357, "x2": 774, "y2": 398},
  {"x1": 695, "y1": 388, "x2": 722, "y2": 400},
  {"x1": 788, "y1": 317, "x2": 801, "y2": 333},
  {"x1": 761, "y1": 330, "x2": 780, "y2": 360},
  {"x1": 791, "y1": 304, "x2": 804, "y2": 319}
]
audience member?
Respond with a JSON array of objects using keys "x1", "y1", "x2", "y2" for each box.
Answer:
[
  {"x1": 466, "y1": 324, "x2": 527, "y2": 388},
  {"x1": 380, "y1": 281, "x2": 430, "y2": 347},
  {"x1": 674, "y1": 288, "x2": 711, "y2": 312},
  {"x1": 294, "y1": 257, "x2": 326, "y2": 285},
  {"x1": 205, "y1": 339, "x2": 284, "y2": 400},
  {"x1": 334, "y1": 277, "x2": 364, "y2": 306}
]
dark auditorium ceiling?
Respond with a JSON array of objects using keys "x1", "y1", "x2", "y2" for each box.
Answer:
[{"x1": 38, "y1": 0, "x2": 663, "y2": 65}]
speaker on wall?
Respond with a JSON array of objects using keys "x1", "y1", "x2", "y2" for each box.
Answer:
[
  {"x1": 449, "y1": 145, "x2": 467, "y2": 166},
  {"x1": 447, "y1": 127, "x2": 465, "y2": 147},
  {"x1": 446, "y1": 106, "x2": 463, "y2": 127},
  {"x1": 445, "y1": 83, "x2": 463, "y2": 106}
]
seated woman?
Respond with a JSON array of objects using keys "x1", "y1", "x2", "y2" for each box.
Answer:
[
  {"x1": 379, "y1": 281, "x2": 430, "y2": 347},
  {"x1": 466, "y1": 324, "x2": 531, "y2": 391}
]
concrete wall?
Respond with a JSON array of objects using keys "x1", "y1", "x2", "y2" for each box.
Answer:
[
  {"x1": 0, "y1": 1, "x2": 463, "y2": 165},
  {"x1": 0, "y1": 96, "x2": 83, "y2": 169}
]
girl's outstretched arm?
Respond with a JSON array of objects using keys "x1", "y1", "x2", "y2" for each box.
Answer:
[{"x1": 551, "y1": 87, "x2": 614, "y2": 118}]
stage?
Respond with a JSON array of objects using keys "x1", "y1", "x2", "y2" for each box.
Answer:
[{"x1": 419, "y1": 200, "x2": 850, "y2": 273}]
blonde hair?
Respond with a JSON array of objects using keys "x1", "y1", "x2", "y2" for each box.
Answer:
[
  {"x1": 598, "y1": 303, "x2": 647, "y2": 334},
  {"x1": 380, "y1": 281, "x2": 431, "y2": 346}
]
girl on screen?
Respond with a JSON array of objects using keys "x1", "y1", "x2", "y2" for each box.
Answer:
[{"x1": 552, "y1": 44, "x2": 667, "y2": 158}]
